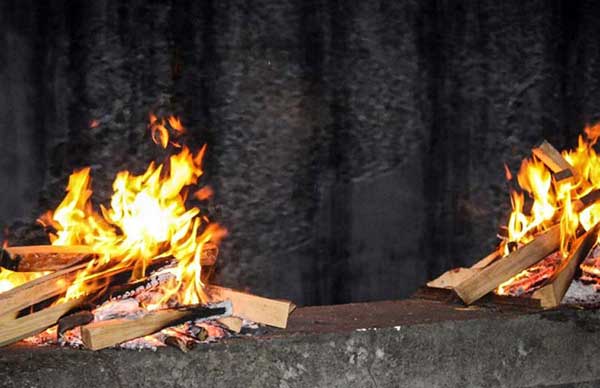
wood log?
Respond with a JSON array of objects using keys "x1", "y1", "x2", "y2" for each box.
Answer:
[
  {"x1": 0, "y1": 242, "x2": 218, "y2": 272},
  {"x1": 533, "y1": 140, "x2": 574, "y2": 174},
  {"x1": 0, "y1": 262, "x2": 88, "y2": 318},
  {"x1": 217, "y1": 316, "x2": 243, "y2": 333},
  {"x1": 205, "y1": 286, "x2": 296, "y2": 329},
  {"x1": 57, "y1": 310, "x2": 95, "y2": 336},
  {"x1": 0, "y1": 254, "x2": 176, "y2": 319},
  {"x1": 454, "y1": 225, "x2": 561, "y2": 305},
  {"x1": 0, "y1": 245, "x2": 96, "y2": 272},
  {"x1": 427, "y1": 267, "x2": 479, "y2": 289},
  {"x1": 532, "y1": 223, "x2": 600, "y2": 308},
  {"x1": 0, "y1": 297, "x2": 82, "y2": 347},
  {"x1": 80, "y1": 302, "x2": 230, "y2": 350}
]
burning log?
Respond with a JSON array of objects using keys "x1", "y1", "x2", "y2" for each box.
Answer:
[
  {"x1": 206, "y1": 285, "x2": 296, "y2": 329},
  {"x1": 454, "y1": 225, "x2": 561, "y2": 305},
  {"x1": 531, "y1": 224, "x2": 600, "y2": 308},
  {"x1": 0, "y1": 262, "x2": 88, "y2": 318},
  {"x1": 533, "y1": 140, "x2": 574, "y2": 174},
  {"x1": 0, "y1": 297, "x2": 83, "y2": 347},
  {"x1": 0, "y1": 242, "x2": 218, "y2": 272},
  {"x1": 0, "y1": 245, "x2": 96, "y2": 272},
  {"x1": 80, "y1": 302, "x2": 231, "y2": 350}
]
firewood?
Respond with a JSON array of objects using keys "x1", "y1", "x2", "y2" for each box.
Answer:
[
  {"x1": 533, "y1": 140, "x2": 574, "y2": 174},
  {"x1": 0, "y1": 262, "x2": 88, "y2": 319},
  {"x1": 0, "y1": 297, "x2": 82, "y2": 347},
  {"x1": 427, "y1": 268, "x2": 479, "y2": 289},
  {"x1": 164, "y1": 335, "x2": 195, "y2": 353},
  {"x1": 0, "y1": 255, "x2": 175, "y2": 319},
  {"x1": 454, "y1": 225, "x2": 561, "y2": 305},
  {"x1": 217, "y1": 316, "x2": 243, "y2": 333},
  {"x1": 0, "y1": 245, "x2": 96, "y2": 272},
  {"x1": 80, "y1": 302, "x2": 231, "y2": 350},
  {"x1": 532, "y1": 223, "x2": 600, "y2": 308},
  {"x1": 205, "y1": 285, "x2": 296, "y2": 329},
  {"x1": 0, "y1": 242, "x2": 218, "y2": 272},
  {"x1": 57, "y1": 310, "x2": 95, "y2": 336}
]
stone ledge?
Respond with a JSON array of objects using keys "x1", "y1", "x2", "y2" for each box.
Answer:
[{"x1": 1, "y1": 299, "x2": 599, "y2": 387}]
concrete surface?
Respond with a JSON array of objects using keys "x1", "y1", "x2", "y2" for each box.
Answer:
[{"x1": 1, "y1": 297, "x2": 600, "y2": 387}]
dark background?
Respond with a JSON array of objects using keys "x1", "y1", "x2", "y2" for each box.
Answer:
[{"x1": 1, "y1": 0, "x2": 598, "y2": 306}]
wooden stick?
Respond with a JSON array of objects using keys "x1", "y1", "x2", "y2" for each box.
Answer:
[
  {"x1": 217, "y1": 316, "x2": 243, "y2": 333},
  {"x1": 205, "y1": 285, "x2": 295, "y2": 329},
  {"x1": 0, "y1": 242, "x2": 218, "y2": 272},
  {"x1": 0, "y1": 297, "x2": 82, "y2": 347},
  {"x1": 0, "y1": 262, "x2": 88, "y2": 318},
  {"x1": 533, "y1": 140, "x2": 573, "y2": 173},
  {"x1": 80, "y1": 303, "x2": 230, "y2": 350},
  {"x1": 0, "y1": 245, "x2": 96, "y2": 272},
  {"x1": 0, "y1": 254, "x2": 175, "y2": 319},
  {"x1": 532, "y1": 224, "x2": 600, "y2": 308},
  {"x1": 454, "y1": 225, "x2": 561, "y2": 305},
  {"x1": 427, "y1": 267, "x2": 479, "y2": 289}
]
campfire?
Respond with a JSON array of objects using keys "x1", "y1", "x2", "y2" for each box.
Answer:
[
  {"x1": 0, "y1": 113, "x2": 295, "y2": 351},
  {"x1": 428, "y1": 124, "x2": 600, "y2": 308}
]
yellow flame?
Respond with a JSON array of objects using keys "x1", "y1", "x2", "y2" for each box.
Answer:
[
  {"x1": 38, "y1": 114, "x2": 226, "y2": 307},
  {"x1": 498, "y1": 128, "x2": 600, "y2": 294}
]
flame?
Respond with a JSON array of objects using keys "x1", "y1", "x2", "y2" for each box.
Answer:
[
  {"x1": 497, "y1": 130, "x2": 600, "y2": 294},
  {"x1": 38, "y1": 113, "x2": 226, "y2": 308},
  {"x1": 0, "y1": 268, "x2": 47, "y2": 293}
]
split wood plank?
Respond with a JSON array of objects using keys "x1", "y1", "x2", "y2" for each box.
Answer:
[
  {"x1": 0, "y1": 297, "x2": 82, "y2": 347},
  {"x1": 81, "y1": 303, "x2": 229, "y2": 350},
  {"x1": 532, "y1": 223, "x2": 600, "y2": 308},
  {"x1": 0, "y1": 245, "x2": 96, "y2": 272},
  {"x1": 454, "y1": 225, "x2": 561, "y2": 305},
  {"x1": 217, "y1": 316, "x2": 243, "y2": 333},
  {"x1": 427, "y1": 267, "x2": 479, "y2": 289},
  {"x1": 205, "y1": 285, "x2": 295, "y2": 329},
  {"x1": 533, "y1": 140, "x2": 574, "y2": 174},
  {"x1": 0, "y1": 242, "x2": 218, "y2": 272}
]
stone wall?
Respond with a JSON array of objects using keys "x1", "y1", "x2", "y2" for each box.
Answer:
[{"x1": 1, "y1": 0, "x2": 600, "y2": 305}]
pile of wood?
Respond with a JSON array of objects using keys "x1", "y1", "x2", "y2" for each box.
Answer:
[
  {"x1": 428, "y1": 140, "x2": 600, "y2": 308},
  {"x1": 0, "y1": 243, "x2": 295, "y2": 349}
]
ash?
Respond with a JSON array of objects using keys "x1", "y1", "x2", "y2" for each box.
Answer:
[{"x1": 562, "y1": 280, "x2": 600, "y2": 307}]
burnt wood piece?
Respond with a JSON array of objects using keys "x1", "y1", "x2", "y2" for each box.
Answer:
[
  {"x1": 0, "y1": 245, "x2": 96, "y2": 272},
  {"x1": 532, "y1": 140, "x2": 574, "y2": 174},
  {"x1": 205, "y1": 285, "x2": 296, "y2": 329},
  {"x1": 57, "y1": 310, "x2": 95, "y2": 337},
  {"x1": 0, "y1": 242, "x2": 218, "y2": 272},
  {"x1": 164, "y1": 335, "x2": 195, "y2": 353},
  {"x1": 454, "y1": 225, "x2": 561, "y2": 305},
  {"x1": 413, "y1": 287, "x2": 542, "y2": 312},
  {"x1": 80, "y1": 303, "x2": 229, "y2": 350},
  {"x1": 532, "y1": 223, "x2": 600, "y2": 308}
]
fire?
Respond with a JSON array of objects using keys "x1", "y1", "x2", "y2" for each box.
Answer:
[
  {"x1": 497, "y1": 131, "x2": 600, "y2": 294},
  {"x1": 38, "y1": 113, "x2": 226, "y2": 307}
]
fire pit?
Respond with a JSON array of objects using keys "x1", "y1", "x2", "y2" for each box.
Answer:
[{"x1": 0, "y1": 113, "x2": 294, "y2": 351}]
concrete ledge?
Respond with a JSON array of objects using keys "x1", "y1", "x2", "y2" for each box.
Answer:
[{"x1": 1, "y1": 298, "x2": 600, "y2": 387}]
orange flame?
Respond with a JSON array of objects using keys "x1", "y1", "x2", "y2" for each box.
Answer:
[
  {"x1": 39, "y1": 114, "x2": 226, "y2": 308},
  {"x1": 497, "y1": 128, "x2": 600, "y2": 294}
]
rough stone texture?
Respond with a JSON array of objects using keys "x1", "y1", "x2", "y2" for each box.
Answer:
[
  {"x1": 2, "y1": 1, "x2": 600, "y2": 305},
  {"x1": 2, "y1": 299, "x2": 600, "y2": 387}
]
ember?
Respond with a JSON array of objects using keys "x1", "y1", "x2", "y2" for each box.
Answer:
[
  {"x1": 0, "y1": 113, "x2": 295, "y2": 350},
  {"x1": 429, "y1": 126, "x2": 600, "y2": 308}
]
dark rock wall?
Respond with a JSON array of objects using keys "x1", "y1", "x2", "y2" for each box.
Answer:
[{"x1": 1, "y1": 0, "x2": 599, "y2": 305}]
